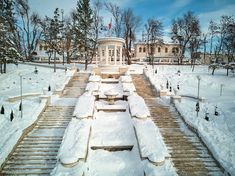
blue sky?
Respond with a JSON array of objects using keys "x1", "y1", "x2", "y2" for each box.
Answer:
[{"x1": 29, "y1": 0, "x2": 235, "y2": 41}]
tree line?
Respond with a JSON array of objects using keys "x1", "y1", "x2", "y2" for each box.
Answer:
[{"x1": 0, "y1": 0, "x2": 235, "y2": 73}]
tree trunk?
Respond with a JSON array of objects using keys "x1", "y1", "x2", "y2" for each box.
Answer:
[
  {"x1": 3, "y1": 62, "x2": 6, "y2": 73},
  {"x1": 85, "y1": 59, "x2": 88, "y2": 70},
  {"x1": 54, "y1": 50, "x2": 56, "y2": 72},
  {"x1": 212, "y1": 68, "x2": 215, "y2": 75},
  {"x1": 66, "y1": 52, "x2": 71, "y2": 64},
  {"x1": 192, "y1": 59, "x2": 195, "y2": 72},
  {"x1": 227, "y1": 68, "x2": 229, "y2": 76}
]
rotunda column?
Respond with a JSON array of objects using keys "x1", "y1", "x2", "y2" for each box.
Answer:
[
  {"x1": 105, "y1": 45, "x2": 108, "y2": 65},
  {"x1": 100, "y1": 46, "x2": 103, "y2": 63},
  {"x1": 114, "y1": 45, "x2": 117, "y2": 65},
  {"x1": 119, "y1": 46, "x2": 122, "y2": 65}
]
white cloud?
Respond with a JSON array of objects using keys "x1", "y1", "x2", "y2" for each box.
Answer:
[
  {"x1": 198, "y1": 4, "x2": 235, "y2": 33},
  {"x1": 172, "y1": 0, "x2": 192, "y2": 9},
  {"x1": 103, "y1": 0, "x2": 146, "y2": 9}
]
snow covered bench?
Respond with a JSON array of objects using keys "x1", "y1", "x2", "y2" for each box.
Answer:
[
  {"x1": 8, "y1": 93, "x2": 41, "y2": 102},
  {"x1": 134, "y1": 119, "x2": 170, "y2": 165},
  {"x1": 57, "y1": 118, "x2": 91, "y2": 166},
  {"x1": 128, "y1": 93, "x2": 150, "y2": 118},
  {"x1": 73, "y1": 92, "x2": 95, "y2": 119}
]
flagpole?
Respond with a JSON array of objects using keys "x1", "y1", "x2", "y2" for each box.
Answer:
[{"x1": 108, "y1": 18, "x2": 112, "y2": 37}]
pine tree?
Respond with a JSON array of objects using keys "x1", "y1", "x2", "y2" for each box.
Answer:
[
  {"x1": 10, "y1": 110, "x2": 14, "y2": 121},
  {"x1": 73, "y1": 0, "x2": 93, "y2": 70},
  {"x1": 50, "y1": 8, "x2": 61, "y2": 72},
  {"x1": 1, "y1": 105, "x2": 4, "y2": 114},
  {"x1": 19, "y1": 102, "x2": 22, "y2": 111},
  {"x1": 0, "y1": 0, "x2": 20, "y2": 73}
]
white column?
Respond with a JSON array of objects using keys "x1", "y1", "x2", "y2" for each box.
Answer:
[
  {"x1": 95, "y1": 52, "x2": 98, "y2": 65},
  {"x1": 119, "y1": 46, "x2": 122, "y2": 65},
  {"x1": 114, "y1": 45, "x2": 117, "y2": 65},
  {"x1": 100, "y1": 46, "x2": 102, "y2": 63},
  {"x1": 105, "y1": 45, "x2": 108, "y2": 65}
]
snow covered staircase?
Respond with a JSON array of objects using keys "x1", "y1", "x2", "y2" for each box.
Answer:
[
  {"x1": 0, "y1": 106, "x2": 74, "y2": 175},
  {"x1": 132, "y1": 74, "x2": 224, "y2": 176},
  {"x1": 62, "y1": 73, "x2": 89, "y2": 98},
  {"x1": 0, "y1": 72, "x2": 90, "y2": 175}
]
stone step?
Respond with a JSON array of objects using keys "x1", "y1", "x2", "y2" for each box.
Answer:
[
  {"x1": 15, "y1": 149, "x2": 59, "y2": 153},
  {"x1": 208, "y1": 171, "x2": 224, "y2": 176},
  {"x1": 34, "y1": 126, "x2": 67, "y2": 129},
  {"x1": 12, "y1": 153, "x2": 57, "y2": 157},
  {"x1": 170, "y1": 153, "x2": 211, "y2": 158},
  {"x1": 17, "y1": 146, "x2": 60, "y2": 150},
  {"x1": 1, "y1": 170, "x2": 52, "y2": 175},
  {"x1": 20, "y1": 141, "x2": 61, "y2": 145},
  {"x1": 6, "y1": 160, "x2": 56, "y2": 165},
  {"x1": 167, "y1": 146, "x2": 205, "y2": 150},
  {"x1": 9, "y1": 156, "x2": 57, "y2": 160},
  {"x1": 24, "y1": 138, "x2": 62, "y2": 142},
  {"x1": 35, "y1": 124, "x2": 68, "y2": 127},
  {"x1": 40, "y1": 118, "x2": 72, "y2": 120},
  {"x1": 25, "y1": 136, "x2": 63, "y2": 139},
  {"x1": 172, "y1": 157, "x2": 215, "y2": 162},
  {"x1": 37, "y1": 121, "x2": 69, "y2": 124},
  {"x1": 18, "y1": 144, "x2": 61, "y2": 148},
  {"x1": 4, "y1": 163, "x2": 55, "y2": 169}
]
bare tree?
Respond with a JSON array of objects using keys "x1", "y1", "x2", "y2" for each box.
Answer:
[
  {"x1": 223, "y1": 21, "x2": 235, "y2": 63},
  {"x1": 105, "y1": 2, "x2": 122, "y2": 37},
  {"x1": 189, "y1": 35, "x2": 201, "y2": 71},
  {"x1": 15, "y1": 0, "x2": 42, "y2": 61},
  {"x1": 62, "y1": 18, "x2": 77, "y2": 64},
  {"x1": 89, "y1": 0, "x2": 103, "y2": 64},
  {"x1": 145, "y1": 18, "x2": 163, "y2": 66},
  {"x1": 209, "y1": 16, "x2": 234, "y2": 63},
  {"x1": 171, "y1": 11, "x2": 200, "y2": 64},
  {"x1": 122, "y1": 8, "x2": 141, "y2": 65},
  {"x1": 208, "y1": 20, "x2": 218, "y2": 56}
]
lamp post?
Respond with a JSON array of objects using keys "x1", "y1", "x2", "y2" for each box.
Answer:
[
  {"x1": 61, "y1": 9, "x2": 64, "y2": 65},
  {"x1": 202, "y1": 33, "x2": 207, "y2": 64},
  {"x1": 220, "y1": 84, "x2": 224, "y2": 96},
  {"x1": 197, "y1": 75, "x2": 201, "y2": 100},
  {"x1": 19, "y1": 73, "x2": 23, "y2": 118},
  {"x1": 196, "y1": 75, "x2": 201, "y2": 117}
]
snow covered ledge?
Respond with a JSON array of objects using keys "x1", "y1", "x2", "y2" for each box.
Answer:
[
  {"x1": 134, "y1": 119, "x2": 170, "y2": 165},
  {"x1": 128, "y1": 93, "x2": 150, "y2": 118},
  {"x1": 56, "y1": 118, "x2": 91, "y2": 167},
  {"x1": 73, "y1": 92, "x2": 95, "y2": 119}
]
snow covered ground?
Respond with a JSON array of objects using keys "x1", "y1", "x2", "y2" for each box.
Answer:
[
  {"x1": 144, "y1": 65, "x2": 235, "y2": 175},
  {"x1": 0, "y1": 64, "x2": 73, "y2": 166},
  {"x1": 2, "y1": 62, "x2": 234, "y2": 175}
]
